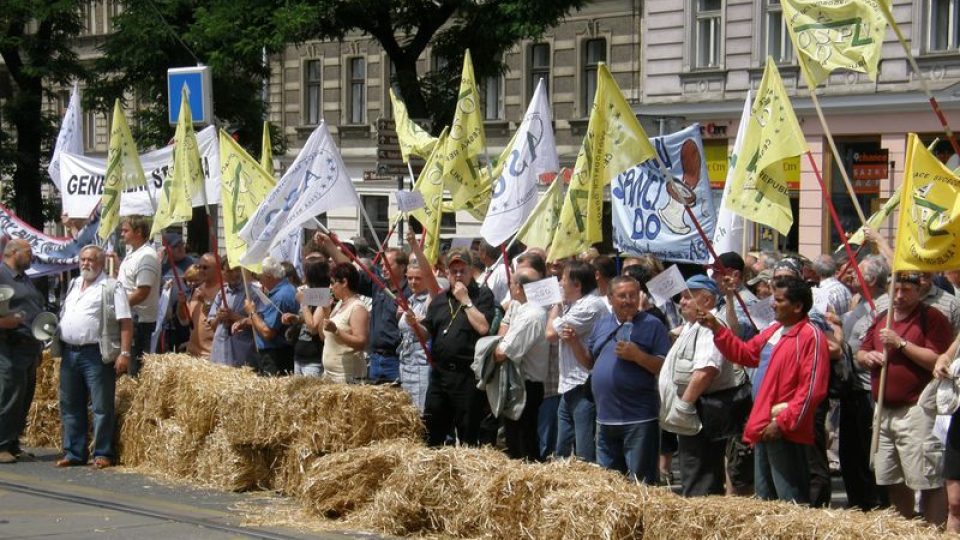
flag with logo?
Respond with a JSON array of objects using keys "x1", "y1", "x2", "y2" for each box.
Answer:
[
  {"x1": 48, "y1": 82, "x2": 83, "y2": 191},
  {"x1": 480, "y1": 79, "x2": 558, "y2": 247},
  {"x1": 712, "y1": 91, "x2": 752, "y2": 259},
  {"x1": 151, "y1": 86, "x2": 203, "y2": 236},
  {"x1": 410, "y1": 127, "x2": 450, "y2": 264},
  {"x1": 782, "y1": 0, "x2": 887, "y2": 88},
  {"x1": 517, "y1": 177, "x2": 565, "y2": 250},
  {"x1": 261, "y1": 120, "x2": 274, "y2": 175},
  {"x1": 892, "y1": 133, "x2": 960, "y2": 271},
  {"x1": 443, "y1": 50, "x2": 489, "y2": 212},
  {"x1": 548, "y1": 64, "x2": 656, "y2": 261},
  {"x1": 98, "y1": 99, "x2": 147, "y2": 241},
  {"x1": 724, "y1": 59, "x2": 806, "y2": 236},
  {"x1": 239, "y1": 121, "x2": 361, "y2": 266},
  {"x1": 219, "y1": 130, "x2": 276, "y2": 271},
  {"x1": 389, "y1": 88, "x2": 437, "y2": 162}
]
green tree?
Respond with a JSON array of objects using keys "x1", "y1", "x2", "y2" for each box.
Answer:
[{"x1": 0, "y1": 0, "x2": 85, "y2": 228}]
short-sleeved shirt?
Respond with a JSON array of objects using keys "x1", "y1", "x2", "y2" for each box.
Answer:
[
  {"x1": 861, "y1": 305, "x2": 953, "y2": 407},
  {"x1": 0, "y1": 263, "x2": 45, "y2": 339},
  {"x1": 553, "y1": 294, "x2": 608, "y2": 394},
  {"x1": 589, "y1": 310, "x2": 671, "y2": 424},
  {"x1": 60, "y1": 273, "x2": 132, "y2": 345},
  {"x1": 359, "y1": 269, "x2": 411, "y2": 353},
  {"x1": 118, "y1": 243, "x2": 161, "y2": 323},
  {"x1": 254, "y1": 278, "x2": 299, "y2": 350},
  {"x1": 422, "y1": 281, "x2": 495, "y2": 369}
]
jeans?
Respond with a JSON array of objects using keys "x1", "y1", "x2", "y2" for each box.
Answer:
[
  {"x1": 538, "y1": 394, "x2": 560, "y2": 460},
  {"x1": 59, "y1": 344, "x2": 116, "y2": 462},
  {"x1": 755, "y1": 438, "x2": 811, "y2": 503},
  {"x1": 504, "y1": 381, "x2": 544, "y2": 461},
  {"x1": 555, "y1": 384, "x2": 596, "y2": 462},
  {"x1": 130, "y1": 321, "x2": 153, "y2": 378},
  {"x1": 369, "y1": 352, "x2": 400, "y2": 383},
  {"x1": 597, "y1": 421, "x2": 660, "y2": 484},
  {"x1": 294, "y1": 361, "x2": 323, "y2": 377}
]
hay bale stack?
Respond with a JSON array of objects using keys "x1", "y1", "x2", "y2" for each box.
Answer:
[
  {"x1": 22, "y1": 352, "x2": 61, "y2": 448},
  {"x1": 194, "y1": 427, "x2": 279, "y2": 492},
  {"x1": 33, "y1": 351, "x2": 60, "y2": 401}
]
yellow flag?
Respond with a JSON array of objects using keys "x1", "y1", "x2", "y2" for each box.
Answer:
[
  {"x1": 444, "y1": 50, "x2": 488, "y2": 211},
  {"x1": 389, "y1": 88, "x2": 437, "y2": 162},
  {"x1": 846, "y1": 184, "x2": 901, "y2": 247},
  {"x1": 724, "y1": 59, "x2": 806, "y2": 236},
  {"x1": 548, "y1": 64, "x2": 656, "y2": 261},
  {"x1": 98, "y1": 99, "x2": 146, "y2": 241},
  {"x1": 893, "y1": 133, "x2": 960, "y2": 271},
  {"x1": 151, "y1": 87, "x2": 202, "y2": 237},
  {"x1": 219, "y1": 130, "x2": 277, "y2": 271},
  {"x1": 410, "y1": 127, "x2": 450, "y2": 264},
  {"x1": 261, "y1": 121, "x2": 274, "y2": 175},
  {"x1": 517, "y1": 177, "x2": 564, "y2": 250},
  {"x1": 782, "y1": 0, "x2": 887, "y2": 89}
]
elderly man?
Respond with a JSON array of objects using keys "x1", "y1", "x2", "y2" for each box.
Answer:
[
  {"x1": 812, "y1": 254, "x2": 852, "y2": 316},
  {"x1": 241, "y1": 257, "x2": 298, "y2": 375},
  {"x1": 565, "y1": 275, "x2": 670, "y2": 482},
  {"x1": 494, "y1": 267, "x2": 548, "y2": 461},
  {"x1": 661, "y1": 275, "x2": 748, "y2": 496},
  {"x1": 406, "y1": 248, "x2": 495, "y2": 446},
  {"x1": 857, "y1": 272, "x2": 953, "y2": 525},
  {"x1": 114, "y1": 215, "x2": 160, "y2": 377},
  {"x1": 58, "y1": 245, "x2": 132, "y2": 468},
  {"x1": 699, "y1": 276, "x2": 829, "y2": 503},
  {"x1": 0, "y1": 239, "x2": 45, "y2": 464},
  {"x1": 209, "y1": 260, "x2": 256, "y2": 367}
]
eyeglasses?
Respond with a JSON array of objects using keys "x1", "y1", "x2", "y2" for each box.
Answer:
[{"x1": 448, "y1": 268, "x2": 467, "y2": 276}]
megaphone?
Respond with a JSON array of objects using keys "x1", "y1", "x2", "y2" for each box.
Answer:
[
  {"x1": 0, "y1": 285, "x2": 13, "y2": 316},
  {"x1": 32, "y1": 312, "x2": 59, "y2": 342}
]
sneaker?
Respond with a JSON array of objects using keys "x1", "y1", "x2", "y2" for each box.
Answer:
[{"x1": 0, "y1": 451, "x2": 16, "y2": 464}]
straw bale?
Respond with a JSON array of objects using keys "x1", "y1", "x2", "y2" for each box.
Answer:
[
  {"x1": 23, "y1": 399, "x2": 60, "y2": 448},
  {"x1": 273, "y1": 444, "x2": 321, "y2": 497},
  {"x1": 33, "y1": 351, "x2": 59, "y2": 402},
  {"x1": 193, "y1": 427, "x2": 278, "y2": 492}
]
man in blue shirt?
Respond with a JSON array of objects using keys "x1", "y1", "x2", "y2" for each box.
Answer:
[
  {"x1": 564, "y1": 275, "x2": 671, "y2": 483},
  {"x1": 243, "y1": 257, "x2": 299, "y2": 375}
]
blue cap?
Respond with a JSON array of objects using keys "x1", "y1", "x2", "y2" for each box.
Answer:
[{"x1": 685, "y1": 274, "x2": 720, "y2": 297}]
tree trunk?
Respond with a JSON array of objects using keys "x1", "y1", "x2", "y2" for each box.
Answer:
[
  {"x1": 9, "y1": 77, "x2": 45, "y2": 229},
  {"x1": 392, "y1": 55, "x2": 432, "y2": 132}
]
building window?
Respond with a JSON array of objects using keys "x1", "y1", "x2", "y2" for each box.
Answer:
[
  {"x1": 694, "y1": 0, "x2": 723, "y2": 68},
  {"x1": 482, "y1": 74, "x2": 504, "y2": 121},
  {"x1": 764, "y1": 0, "x2": 794, "y2": 63},
  {"x1": 929, "y1": 0, "x2": 960, "y2": 52},
  {"x1": 528, "y1": 43, "x2": 551, "y2": 101},
  {"x1": 440, "y1": 205, "x2": 457, "y2": 233},
  {"x1": 582, "y1": 38, "x2": 606, "y2": 113},
  {"x1": 361, "y1": 195, "x2": 389, "y2": 246},
  {"x1": 83, "y1": 110, "x2": 97, "y2": 153},
  {"x1": 347, "y1": 57, "x2": 366, "y2": 125},
  {"x1": 304, "y1": 59, "x2": 322, "y2": 125}
]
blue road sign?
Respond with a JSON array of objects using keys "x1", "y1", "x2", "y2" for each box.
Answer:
[{"x1": 167, "y1": 66, "x2": 213, "y2": 125}]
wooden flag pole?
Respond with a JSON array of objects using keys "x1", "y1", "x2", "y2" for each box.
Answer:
[{"x1": 869, "y1": 271, "x2": 898, "y2": 468}]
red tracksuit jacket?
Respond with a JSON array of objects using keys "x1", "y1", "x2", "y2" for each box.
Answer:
[{"x1": 712, "y1": 318, "x2": 829, "y2": 445}]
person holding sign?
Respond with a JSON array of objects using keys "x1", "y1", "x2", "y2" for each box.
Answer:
[
  {"x1": 698, "y1": 276, "x2": 829, "y2": 504},
  {"x1": 284, "y1": 257, "x2": 330, "y2": 377}
]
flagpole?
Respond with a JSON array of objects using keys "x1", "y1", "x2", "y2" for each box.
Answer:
[
  {"x1": 878, "y1": 2, "x2": 960, "y2": 158},
  {"x1": 142, "y1": 183, "x2": 195, "y2": 325},
  {"x1": 239, "y1": 268, "x2": 262, "y2": 354},
  {"x1": 869, "y1": 271, "x2": 898, "y2": 468},
  {"x1": 805, "y1": 151, "x2": 876, "y2": 312}
]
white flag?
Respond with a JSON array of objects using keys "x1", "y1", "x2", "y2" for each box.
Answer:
[
  {"x1": 711, "y1": 91, "x2": 752, "y2": 259},
  {"x1": 239, "y1": 121, "x2": 360, "y2": 265},
  {"x1": 48, "y1": 83, "x2": 84, "y2": 191},
  {"x1": 269, "y1": 225, "x2": 304, "y2": 275},
  {"x1": 480, "y1": 79, "x2": 558, "y2": 247}
]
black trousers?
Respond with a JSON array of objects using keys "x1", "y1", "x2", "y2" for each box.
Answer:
[
  {"x1": 678, "y1": 430, "x2": 728, "y2": 496},
  {"x1": 839, "y1": 390, "x2": 887, "y2": 510},
  {"x1": 424, "y1": 366, "x2": 485, "y2": 446},
  {"x1": 504, "y1": 380, "x2": 544, "y2": 461},
  {"x1": 806, "y1": 400, "x2": 832, "y2": 508},
  {"x1": 258, "y1": 346, "x2": 295, "y2": 376}
]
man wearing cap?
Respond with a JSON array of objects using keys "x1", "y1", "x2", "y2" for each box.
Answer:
[
  {"x1": 160, "y1": 232, "x2": 194, "y2": 279},
  {"x1": 159, "y1": 232, "x2": 193, "y2": 354},
  {"x1": 565, "y1": 275, "x2": 670, "y2": 482},
  {"x1": 406, "y1": 248, "x2": 494, "y2": 446},
  {"x1": 698, "y1": 276, "x2": 829, "y2": 503},
  {"x1": 747, "y1": 269, "x2": 773, "y2": 300},
  {"x1": 857, "y1": 272, "x2": 953, "y2": 525},
  {"x1": 660, "y1": 275, "x2": 748, "y2": 496},
  {"x1": 0, "y1": 239, "x2": 45, "y2": 464}
]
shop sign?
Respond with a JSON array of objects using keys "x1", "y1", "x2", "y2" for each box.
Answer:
[{"x1": 851, "y1": 149, "x2": 888, "y2": 194}]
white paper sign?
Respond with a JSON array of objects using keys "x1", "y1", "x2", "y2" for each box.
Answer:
[
  {"x1": 812, "y1": 287, "x2": 830, "y2": 314},
  {"x1": 395, "y1": 190, "x2": 426, "y2": 213},
  {"x1": 523, "y1": 276, "x2": 563, "y2": 308},
  {"x1": 646, "y1": 265, "x2": 687, "y2": 306},
  {"x1": 747, "y1": 296, "x2": 776, "y2": 330},
  {"x1": 450, "y1": 237, "x2": 474, "y2": 249},
  {"x1": 302, "y1": 287, "x2": 331, "y2": 307}
]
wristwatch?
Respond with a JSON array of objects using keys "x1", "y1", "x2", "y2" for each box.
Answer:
[
  {"x1": 898, "y1": 339, "x2": 908, "y2": 350},
  {"x1": 119, "y1": 351, "x2": 131, "y2": 357},
  {"x1": 464, "y1": 302, "x2": 474, "y2": 310}
]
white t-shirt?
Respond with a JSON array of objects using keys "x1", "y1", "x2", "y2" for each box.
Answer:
[
  {"x1": 118, "y1": 243, "x2": 161, "y2": 323},
  {"x1": 60, "y1": 273, "x2": 132, "y2": 345},
  {"x1": 553, "y1": 293, "x2": 608, "y2": 394}
]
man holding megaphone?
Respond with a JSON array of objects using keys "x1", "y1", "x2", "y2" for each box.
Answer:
[{"x1": 0, "y1": 239, "x2": 45, "y2": 465}]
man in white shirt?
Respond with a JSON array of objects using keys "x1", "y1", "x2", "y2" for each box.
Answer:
[
  {"x1": 58, "y1": 245, "x2": 132, "y2": 469},
  {"x1": 113, "y1": 215, "x2": 160, "y2": 377},
  {"x1": 495, "y1": 267, "x2": 548, "y2": 461}
]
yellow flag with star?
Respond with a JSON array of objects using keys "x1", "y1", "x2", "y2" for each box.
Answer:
[
  {"x1": 782, "y1": 0, "x2": 887, "y2": 89},
  {"x1": 409, "y1": 127, "x2": 450, "y2": 264},
  {"x1": 893, "y1": 133, "x2": 960, "y2": 271},
  {"x1": 390, "y1": 88, "x2": 437, "y2": 162},
  {"x1": 151, "y1": 86, "x2": 202, "y2": 237},
  {"x1": 724, "y1": 58, "x2": 806, "y2": 236},
  {"x1": 518, "y1": 177, "x2": 565, "y2": 250},
  {"x1": 548, "y1": 64, "x2": 656, "y2": 261},
  {"x1": 443, "y1": 50, "x2": 489, "y2": 212},
  {"x1": 219, "y1": 130, "x2": 277, "y2": 271},
  {"x1": 98, "y1": 99, "x2": 147, "y2": 241}
]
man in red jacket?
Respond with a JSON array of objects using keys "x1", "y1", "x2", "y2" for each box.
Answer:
[{"x1": 698, "y1": 276, "x2": 829, "y2": 503}]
